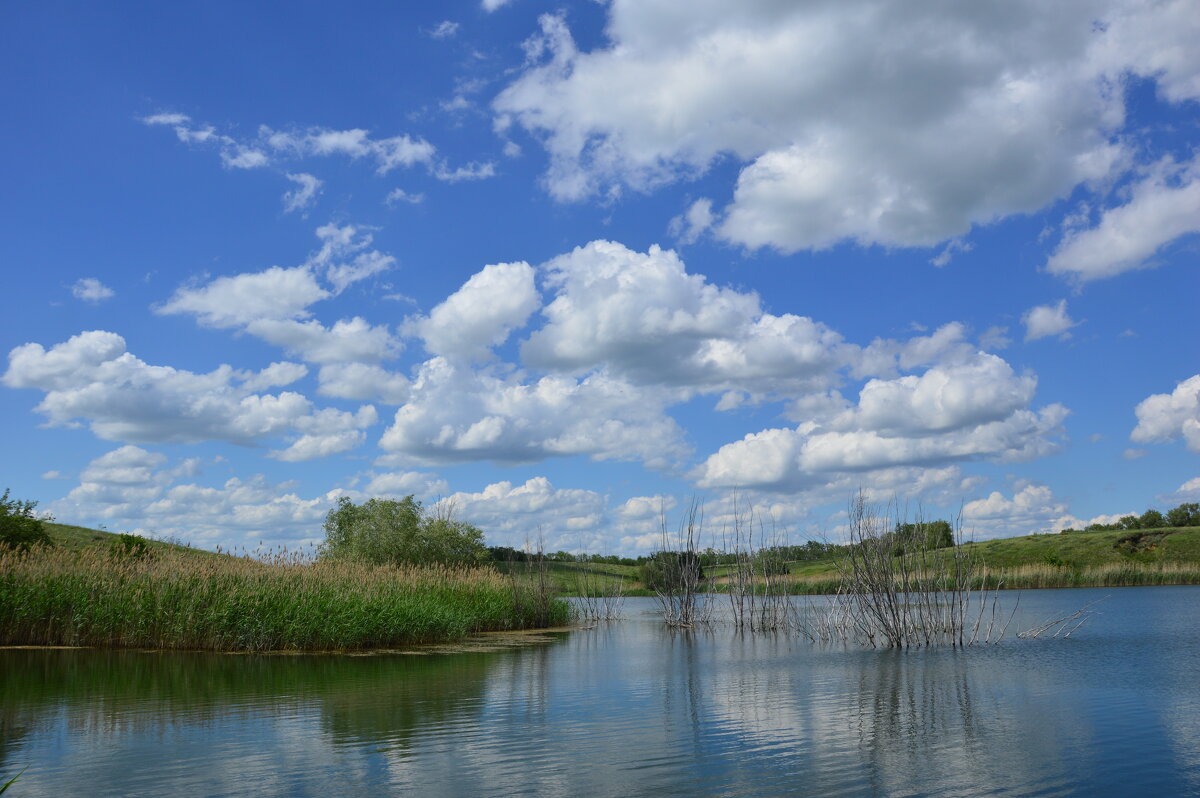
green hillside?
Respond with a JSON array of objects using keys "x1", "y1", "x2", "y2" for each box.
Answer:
[
  {"x1": 31, "y1": 520, "x2": 1200, "y2": 594},
  {"x1": 962, "y1": 526, "x2": 1200, "y2": 569},
  {"x1": 42, "y1": 522, "x2": 218, "y2": 558}
]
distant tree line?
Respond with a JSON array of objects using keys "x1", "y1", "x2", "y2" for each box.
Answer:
[{"x1": 1060, "y1": 502, "x2": 1200, "y2": 534}]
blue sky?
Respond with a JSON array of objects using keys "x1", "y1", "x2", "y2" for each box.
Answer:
[{"x1": 2, "y1": 0, "x2": 1198, "y2": 553}]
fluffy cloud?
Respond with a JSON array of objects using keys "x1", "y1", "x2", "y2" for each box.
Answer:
[
  {"x1": 408, "y1": 261, "x2": 540, "y2": 361},
  {"x1": 667, "y1": 198, "x2": 714, "y2": 245},
  {"x1": 282, "y1": 172, "x2": 323, "y2": 213},
  {"x1": 158, "y1": 224, "x2": 401, "y2": 360},
  {"x1": 432, "y1": 477, "x2": 608, "y2": 551},
  {"x1": 142, "y1": 113, "x2": 269, "y2": 170},
  {"x1": 316, "y1": 363, "x2": 411, "y2": 405},
  {"x1": 261, "y1": 126, "x2": 435, "y2": 174},
  {"x1": 3, "y1": 331, "x2": 373, "y2": 459},
  {"x1": 962, "y1": 483, "x2": 1079, "y2": 539},
  {"x1": 144, "y1": 113, "x2": 498, "y2": 194},
  {"x1": 239, "y1": 361, "x2": 309, "y2": 392},
  {"x1": 694, "y1": 353, "x2": 1065, "y2": 490},
  {"x1": 270, "y1": 405, "x2": 378, "y2": 462},
  {"x1": 1158, "y1": 476, "x2": 1200, "y2": 505},
  {"x1": 1046, "y1": 157, "x2": 1200, "y2": 281},
  {"x1": 158, "y1": 265, "x2": 330, "y2": 328},
  {"x1": 305, "y1": 223, "x2": 397, "y2": 294},
  {"x1": 49, "y1": 446, "x2": 343, "y2": 548},
  {"x1": 247, "y1": 317, "x2": 398, "y2": 364},
  {"x1": 495, "y1": 1, "x2": 1200, "y2": 253},
  {"x1": 362, "y1": 470, "x2": 448, "y2": 498},
  {"x1": 71, "y1": 278, "x2": 115, "y2": 303},
  {"x1": 144, "y1": 114, "x2": 436, "y2": 176},
  {"x1": 1131, "y1": 374, "x2": 1200, "y2": 452},
  {"x1": 522, "y1": 240, "x2": 847, "y2": 396},
  {"x1": 1022, "y1": 300, "x2": 1080, "y2": 342},
  {"x1": 385, "y1": 187, "x2": 424, "y2": 205},
  {"x1": 379, "y1": 357, "x2": 686, "y2": 467}
]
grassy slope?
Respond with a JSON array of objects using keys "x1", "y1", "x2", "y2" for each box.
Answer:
[
  {"x1": 39, "y1": 521, "x2": 1200, "y2": 593},
  {"x1": 42, "y1": 522, "x2": 217, "y2": 557},
  {"x1": 961, "y1": 526, "x2": 1200, "y2": 568}
]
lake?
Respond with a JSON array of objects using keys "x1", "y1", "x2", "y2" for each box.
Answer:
[{"x1": 2, "y1": 586, "x2": 1198, "y2": 796}]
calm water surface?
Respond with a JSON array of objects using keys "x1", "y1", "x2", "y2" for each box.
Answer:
[{"x1": 2, "y1": 587, "x2": 1198, "y2": 796}]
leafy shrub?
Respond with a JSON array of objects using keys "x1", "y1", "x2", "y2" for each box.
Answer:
[
  {"x1": 110, "y1": 533, "x2": 152, "y2": 560},
  {"x1": 1043, "y1": 553, "x2": 1068, "y2": 568},
  {"x1": 0, "y1": 490, "x2": 52, "y2": 551},
  {"x1": 323, "y1": 495, "x2": 487, "y2": 567}
]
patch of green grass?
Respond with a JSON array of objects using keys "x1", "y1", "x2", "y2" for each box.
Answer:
[{"x1": 0, "y1": 545, "x2": 570, "y2": 652}]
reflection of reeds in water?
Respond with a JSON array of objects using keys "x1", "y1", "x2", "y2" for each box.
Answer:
[{"x1": 0, "y1": 545, "x2": 571, "y2": 651}]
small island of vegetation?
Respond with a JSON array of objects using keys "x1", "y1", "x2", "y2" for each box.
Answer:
[{"x1": 0, "y1": 491, "x2": 569, "y2": 652}]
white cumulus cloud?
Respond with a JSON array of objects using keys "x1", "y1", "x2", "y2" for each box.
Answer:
[
  {"x1": 1131, "y1": 374, "x2": 1200, "y2": 453},
  {"x1": 378, "y1": 357, "x2": 686, "y2": 468},
  {"x1": 1046, "y1": 157, "x2": 1200, "y2": 281},
  {"x1": 1022, "y1": 299, "x2": 1080, "y2": 342},
  {"x1": 495, "y1": 1, "x2": 1200, "y2": 253},
  {"x1": 694, "y1": 353, "x2": 1066, "y2": 490},
  {"x1": 3, "y1": 330, "x2": 373, "y2": 459},
  {"x1": 522, "y1": 240, "x2": 848, "y2": 397},
  {"x1": 409, "y1": 261, "x2": 540, "y2": 361},
  {"x1": 71, "y1": 278, "x2": 115, "y2": 304}
]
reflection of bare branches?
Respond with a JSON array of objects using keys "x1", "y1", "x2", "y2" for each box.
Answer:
[{"x1": 1018, "y1": 597, "x2": 1106, "y2": 639}]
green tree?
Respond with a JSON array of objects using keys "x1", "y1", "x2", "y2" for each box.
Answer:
[
  {"x1": 1138, "y1": 509, "x2": 1166, "y2": 529},
  {"x1": 891, "y1": 520, "x2": 955, "y2": 554},
  {"x1": 322, "y1": 495, "x2": 487, "y2": 567},
  {"x1": 1166, "y1": 503, "x2": 1200, "y2": 528},
  {"x1": 0, "y1": 489, "x2": 53, "y2": 551}
]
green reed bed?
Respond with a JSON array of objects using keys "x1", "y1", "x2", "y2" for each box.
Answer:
[
  {"x1": 772, "y1": 561, "x2": 1200, "y2": 595},
  {"x1": 0, "y1": 545, "x2": 571, "y2": 651},
  {"x1": 971, "y1": 561, "x2": 1200, "y2": 590}
]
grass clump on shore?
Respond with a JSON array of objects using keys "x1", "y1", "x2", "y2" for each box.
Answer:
[{"x1": 0, "y1": 544, "x2": 571, "y2": 652}]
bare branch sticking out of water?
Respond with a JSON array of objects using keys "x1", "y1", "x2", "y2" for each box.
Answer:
[{"x1": 1017, "y1": 597, "x2": 1107, "y2": 639}]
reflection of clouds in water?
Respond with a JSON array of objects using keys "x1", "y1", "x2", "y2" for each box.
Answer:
[{"x1": 5, "y1": 590, "x2": 1200, "y2": 796}]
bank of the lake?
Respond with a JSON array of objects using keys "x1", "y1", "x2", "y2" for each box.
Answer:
[{"x1": 0, "y1": 544, "x2": 570, "y2": 652}]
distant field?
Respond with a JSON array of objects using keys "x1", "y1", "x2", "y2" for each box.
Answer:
[
  {"x1": 505, "y1": 526, "x2": 1200, "y2": 595},
  {"x1": 35, "y1": 521, "x2": 1200, "y2": 595}
]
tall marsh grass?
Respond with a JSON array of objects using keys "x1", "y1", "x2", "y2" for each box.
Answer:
[{"x1": 0, "y1": 545, "x2": 571, "y2": 651}]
